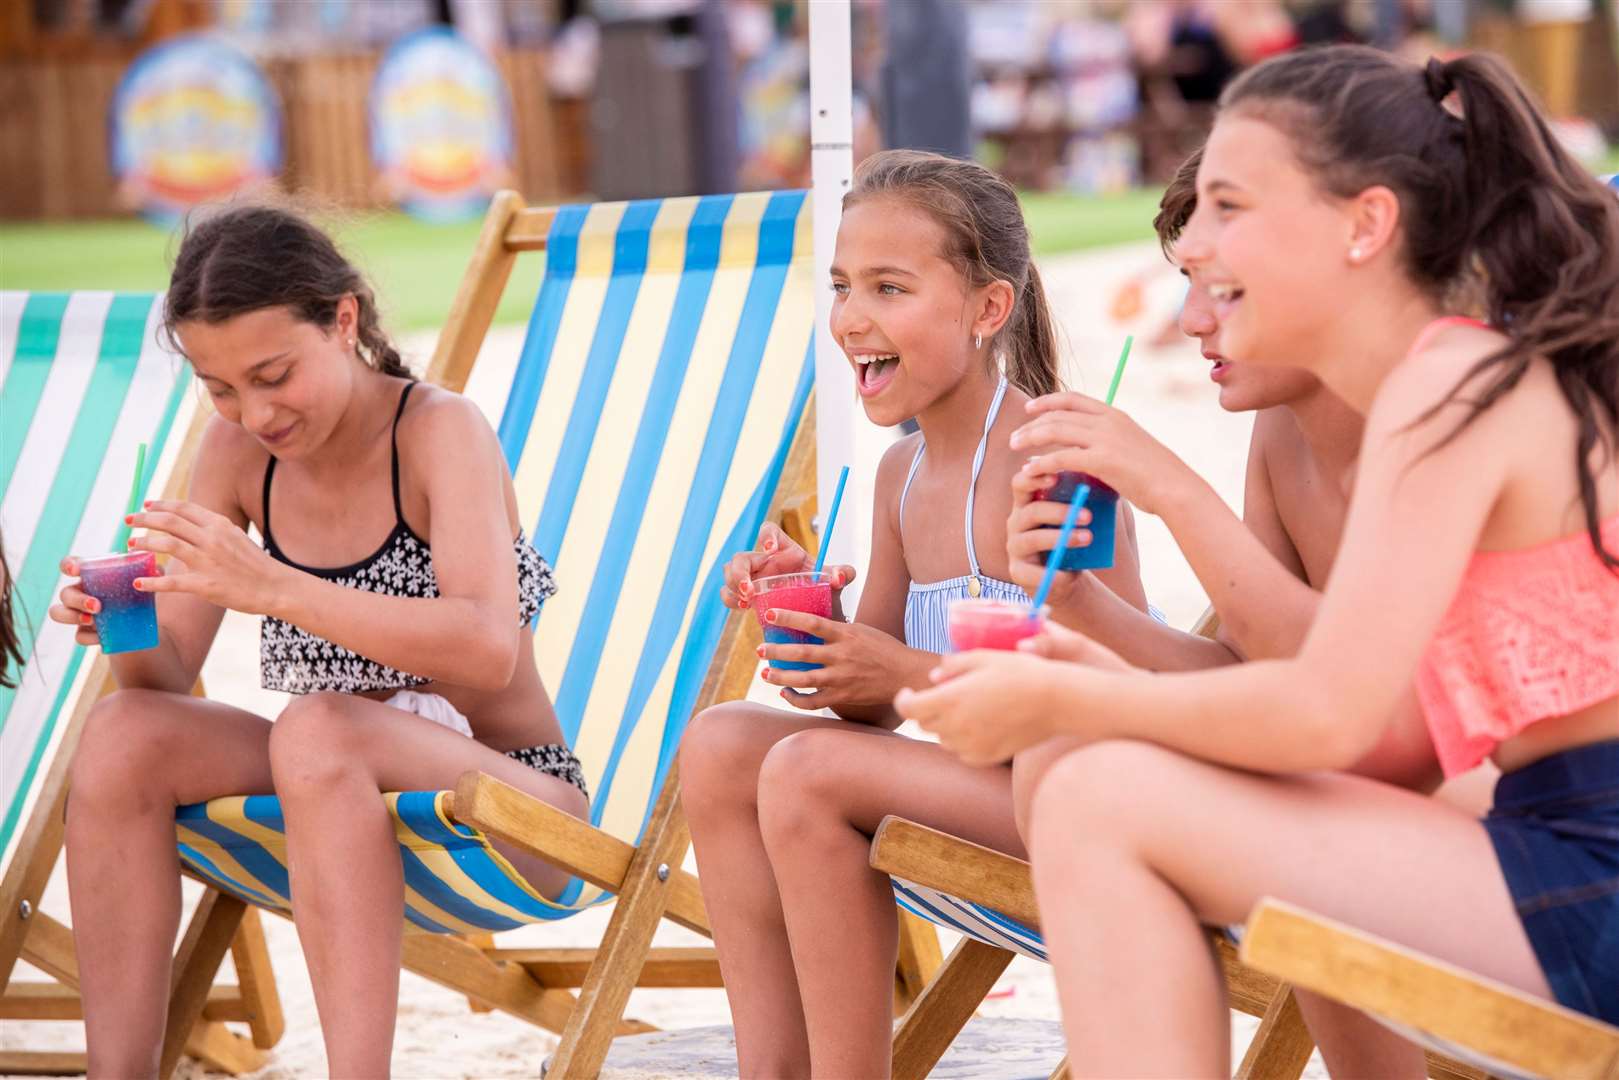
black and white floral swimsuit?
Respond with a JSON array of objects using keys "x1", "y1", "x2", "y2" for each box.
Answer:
[{"x1": 258, "y1": 382, "x2": 586, "y2": 796}]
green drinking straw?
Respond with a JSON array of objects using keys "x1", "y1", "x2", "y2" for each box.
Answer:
[
  {"x1": 125, "y1": 442, "x2": 147, "y2": 518},
  {"x1": 1105, "y1": 334, "x2": 1134, "y2": 406},
  {"x1": 812, "y1": 465, "x2": 851, "y2": 577},
  {"x1": 1030, "y1": 483, "x2": 1091, "y2": 618}
]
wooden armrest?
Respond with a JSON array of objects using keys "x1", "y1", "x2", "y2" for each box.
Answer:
[
  {"x1": 447, "y1": 772, "x2": 710, "y2": 936},
  {"x1": 870, "y1": 816, "x2": 1039, "y2": 927},
  {"x1": 1240, "y1": 898, "x2": 1619, "y2": 1080}
]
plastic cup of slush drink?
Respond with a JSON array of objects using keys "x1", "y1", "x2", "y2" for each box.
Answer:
[
  {"x1": 751, "y1": 571, "x2": 833, "y2": 672},
  {"x1": 78, "y1": 551, "x2": 159, "y2": 654},
  {"x1": 947, "y1": 599, "x2": 1047, "y2": 653},
  {"x1": 1038, "y1": 471, "x2": 1118, "y2": 571}
]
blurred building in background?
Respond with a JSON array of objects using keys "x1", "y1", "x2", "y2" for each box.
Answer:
[{"x1": 2, "y1": 0, "x2": 1615, "y2": 220}]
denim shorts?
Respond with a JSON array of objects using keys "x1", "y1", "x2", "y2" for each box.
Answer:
[{"x1": 1483, "y1": 739, "x2": 1619, "y2": 1024}]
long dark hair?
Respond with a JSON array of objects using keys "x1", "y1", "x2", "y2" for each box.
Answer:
[
  {"x1": 844, "y1": 150, "x2": 1062, "y2": 398},
  {"x1": 163, "y1": 204, "x2": 412, "y2": 380},
  {"x1": 1221, "y1": 45, "x2": 1619, "y2": 569},
  {"x1": 0, "y1": 532, "x2": 24, "y2": 690}
]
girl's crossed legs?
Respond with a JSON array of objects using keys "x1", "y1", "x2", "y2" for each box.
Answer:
[
  {"x1": 1025, "y1": 739, "x2": 1549, "y2": 1078},
  {"x1": 680, "y1": 702, "x2": 1025, "y2": 1079},
  {"x1": 67, "y1": 688, "x2": 586, "y2": 1078}
]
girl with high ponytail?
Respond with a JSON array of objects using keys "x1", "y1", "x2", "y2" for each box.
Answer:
[
  {"x1": 901, "y1": 45, "x2": 1619, "y2": 1072},
  {"x1": 679, "y1": 149, "x2": 1148, "y2": 1075},
  {"x1": 48, "y1": 203, "x2": 589, "y2": 1075}
]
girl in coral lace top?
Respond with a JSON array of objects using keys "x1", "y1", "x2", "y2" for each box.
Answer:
[{"x1": 899, "y1": 45, "x2": 1619, "y2": 1074}]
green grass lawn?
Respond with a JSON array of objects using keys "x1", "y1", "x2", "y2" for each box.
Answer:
[
  {"x1": 0, "y1": 212, "x2": 547, "y2": 333},
  {"x1": 1602, "y1": 146, "x2": 1619, "y2": 175},
  {"x1": 1, "y1": 191, "x2": 1168, "y2": 330}
]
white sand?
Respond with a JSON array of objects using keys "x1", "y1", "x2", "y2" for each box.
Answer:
[{"x1": 4, "y1": 241, "x2": 1330, "y2": 1077}]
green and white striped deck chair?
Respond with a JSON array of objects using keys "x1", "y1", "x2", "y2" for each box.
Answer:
[
  {"x1": 172, "y1": 189, "x2": 833, "y2": 1074},
  {"x1": 0, "y1": 291, "x2": 282, "y2": 1077}
]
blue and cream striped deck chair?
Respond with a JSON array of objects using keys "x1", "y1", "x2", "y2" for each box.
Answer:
[
  {"x1": 0, "y1": 291, "x2": 282, "y2": 1077},
  {"x1": 172, "y1": 188, "x2": 898, "y2": 1076}
]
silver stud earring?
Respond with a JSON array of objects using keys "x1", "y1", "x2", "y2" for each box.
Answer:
[
  {"x1": 348, "y1": 338, "x2": 356, "y2": 347},
  {"x1": 1349, "y1": 247, "x2": 1363, "y2": 262},
  {"x1": 974, "y1": 333, "x2": 982, "y2": 349}
]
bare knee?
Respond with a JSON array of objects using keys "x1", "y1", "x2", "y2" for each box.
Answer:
[
  {"x1": 269, "y1": 692, "x2": 368, "y2": 796},
  {"x1": 69, "y1": 689, "x2": 194, "y2": 817},
  {"x1": 1011, "y1": 736, "x2": 1085, "y2": 842},
  {"x1": 679, "y1": 701, "x2": 779, "y2": 817},
  {"x1": 1026, "y1": 739, "x2": 1171, "y2": 857},
  {"x1": 755, "y1": 729, "x2": 853, "y2": 847}
]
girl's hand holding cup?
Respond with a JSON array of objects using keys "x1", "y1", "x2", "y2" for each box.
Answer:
[
  {"x1": 50, "y1": 557, "x2": 113, "y2": 649},
  {"x1": 1009, "y1": 392, "x2": 1186, "y2": 518},
  {"x1": 758, "y1": 612, "x2": 911, "y2": 710},
  {"x1": 124, "y1": 500, "x2": 289, "y2": 616},
  {"x1": 720, "y1": 521, "x2": 857, "y2": 610}
]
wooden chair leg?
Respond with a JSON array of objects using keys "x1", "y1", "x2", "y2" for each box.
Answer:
[
  {"x1": 890, "y1": 937, "x2": 1014, "y2": 1080},
  {"x1": 159, "y1": 890, "x2": 249, "y2": 1079},
  {"x1": 226, "y1": 906, "x2": 284, "y2": 1049},
  {"x1": 546, "y1": 769, "x2": 693, "y2": 1078},
  {"x1": 1234, "y1": 986, "x2": 1315, "y2": 1080},
  {"x1": 1048, "y1": 1054, "x2": 1071, "y2": 1080},
  {"x1": 462, "y1": 932, "x2": 498, "y2": 1013},
  {"x1": 893, "y1": 909, "x2": 943, "y2": 1015}
]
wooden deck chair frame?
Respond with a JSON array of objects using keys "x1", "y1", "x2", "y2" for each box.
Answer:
[
  {"x1": 1242, "y1": 898, "x2": 1619, "y2": 1080},
  {"x1": 867, "y1": 610, "x2": 1486, "y2": 1080},
  {"x1": 158, "y1": 190, "x2": 945, "y2": 1080},
  {"x1": 0, "y1": 394, "x2": 283, "y2": 1076}
]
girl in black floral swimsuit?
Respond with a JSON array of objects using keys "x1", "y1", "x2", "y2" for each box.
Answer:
[{"x1": 49, "y1": 204, "x2": 587, "y2": 1077}]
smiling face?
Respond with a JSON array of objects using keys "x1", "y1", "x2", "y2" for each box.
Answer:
[
  {"x1": 1172, "y1": 202, "x2": 1320, "y2": 413},
  {"x1": 829, "y1": 197, "x2": 995, "y2": 428},
  {"x1": 1183, "y1": 114, "x2": 1359, "y2": 375},
  {"x1": 178, "y1": 300, "x2": 360, "y2": 459}
]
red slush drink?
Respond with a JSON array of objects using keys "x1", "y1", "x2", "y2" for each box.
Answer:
[
  {"x1": 751, "y1": 571, "x2": 833, "y2": 672},
  {"x1": 947, "y1": 599, "x2": 1045, "y2": 652}
]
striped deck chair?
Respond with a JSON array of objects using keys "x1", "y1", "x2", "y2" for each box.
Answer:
[
  {"x1": 0, "y1": 291, "x2": 283, "y2": 1076},
  {"x1": 1242, "y1": 899, "x2": 1619, "y2": 1080},
  {"x1": 170, "y1": 188, "x2": 941, "y2": 1077}
]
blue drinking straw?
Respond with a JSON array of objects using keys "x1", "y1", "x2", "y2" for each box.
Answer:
[
  {"x1": 813, "y1": 465, "x2": 851, "y2": 577},
  {"x1": 1029, "y1": 483, "x2": 1091, "y2": 618}
]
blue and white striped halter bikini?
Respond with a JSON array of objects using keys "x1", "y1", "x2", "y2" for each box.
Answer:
[{"x1": 900, "y1": 377, "x2": 1028, "y2": 654}]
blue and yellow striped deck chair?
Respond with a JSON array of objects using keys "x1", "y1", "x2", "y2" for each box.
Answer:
[
  {"x1": 171, "y1": 188, "x2": 864, "y2": 1076},
  {"x1": 0, "y1": 291, "x2": 282, "y2": 1076}
]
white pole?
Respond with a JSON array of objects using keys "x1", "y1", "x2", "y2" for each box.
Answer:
[{"x1": 808, "y1": 0, "x2": 871, "y2": 602}]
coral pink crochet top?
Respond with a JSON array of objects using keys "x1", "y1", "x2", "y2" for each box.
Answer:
[{"x1": 1408, "y1": 318, "x2": 1619, "y2": 777}]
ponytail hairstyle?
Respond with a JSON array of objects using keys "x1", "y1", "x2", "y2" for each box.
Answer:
[
  {"x1": 1220, "y1": 45, "x2": 1619, "y2": 569},
  {"x1": 844, "y1": 150, "x2": 1062, "y2": 398},
  {"x1": 163, "y1": 203, "x2": 413, "y2": 381}
]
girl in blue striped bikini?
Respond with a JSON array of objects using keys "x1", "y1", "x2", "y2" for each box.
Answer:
[{"x1": 679, "y1": 149, "x2": 1149, "y2": 1078}]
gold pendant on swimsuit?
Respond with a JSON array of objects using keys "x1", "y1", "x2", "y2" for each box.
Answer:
[{"x1": 968, "y1": 576, "x2": 982, "y2": 597}]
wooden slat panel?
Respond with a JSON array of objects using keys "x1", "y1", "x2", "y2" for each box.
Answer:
[
  {"x1": 1242, "y1": 899, "x2": 1619, "y2": 1080},
  {"x1": 496, "y1": 946, "x2": 722, "y2": 989}
]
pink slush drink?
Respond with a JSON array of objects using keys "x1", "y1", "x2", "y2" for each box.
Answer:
[
  {"x1": 78, "y1": 551, "x2": 159, "y2": 654},
  {"x1": 751, "y1": 571, "x2": 833, "y2": 672},
  {"x1": 947, "y1": 598, "x2": 1045, "y2": 652}
]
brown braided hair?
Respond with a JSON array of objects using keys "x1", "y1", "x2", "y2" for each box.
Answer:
[{"x1": 163, "y1": 204, "x2": 413, "y2": 380}]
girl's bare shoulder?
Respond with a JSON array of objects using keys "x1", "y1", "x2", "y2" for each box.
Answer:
[{"x1": 193, "y1": 413, "x2": 268, "y2": 521}]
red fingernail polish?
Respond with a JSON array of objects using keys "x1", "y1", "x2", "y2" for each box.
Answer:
[
  {"x1": 132, "y1": 580, "x2": 143, "y2": 591},
  {"x1": 756, "y1": 646, "x2": 765, "y2": 658},
  {"x1": 764, "y1": 609, "x2": 776, "y2": 624},
  {"x1": 124, "y1": 514, "x2": 133, "y2": 525}
]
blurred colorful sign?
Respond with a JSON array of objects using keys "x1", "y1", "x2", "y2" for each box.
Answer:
[
  {"x1": 110, "y1": 35, "x2": 281, "y2": 221},
  {"x1": 370, "y1": 28, "x2": 512, "y2": 222}
]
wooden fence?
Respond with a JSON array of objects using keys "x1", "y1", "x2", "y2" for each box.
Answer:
[{"x1": 0, "y1": 47, "x2": 577, "y2": 220}]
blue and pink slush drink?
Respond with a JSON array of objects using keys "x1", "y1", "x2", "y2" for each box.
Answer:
[
  {"x1": 78, "y1": 551, "x2": 159, "y2": 654},
  {"x1": 948, "y1": 599, "x2": 1046, "y2": 652},
  {"x1": 751, "y1": 571, "x2": 833, "y2": 672},
  {"x1": 1038, "y1": 471, "x2": 1117, "y2": 571}
]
